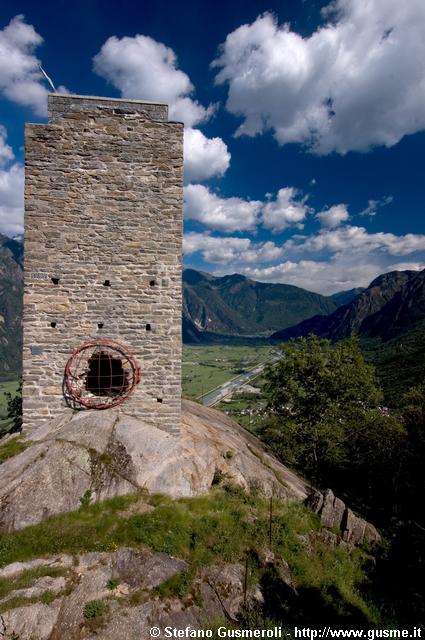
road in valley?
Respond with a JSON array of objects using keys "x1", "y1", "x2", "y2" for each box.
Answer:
[{"x1": 198, "y1": 353, "x2": 281, "y2": 407}]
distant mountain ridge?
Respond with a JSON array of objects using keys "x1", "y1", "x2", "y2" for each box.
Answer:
[
  {"x1": 183, "y1": 268, "x2": 338, "y2": 342},
  {"x1": 0, "y1": 234, "x2": 23, "y2": 376},
  {"x1": 361, "y1": 269, "x2": 425, "y2": 340},
  {"x1": 269, "y1": 269, "x2": 425, "y2": 402},
  {"x1": 271, "y1": 269, "x2": 423, "y2": 343},
  {"x1": 330, "y1": 287, "x2": 365, "y2": 306}
]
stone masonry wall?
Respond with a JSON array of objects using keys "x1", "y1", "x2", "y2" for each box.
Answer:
[{"x1": 23, "y1": 94, "x2": 183, "y2": 434}]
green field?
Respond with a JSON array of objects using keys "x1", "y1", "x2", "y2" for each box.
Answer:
[{"x1": 182, "y1": 345, "x2": 272, "y2": 399}]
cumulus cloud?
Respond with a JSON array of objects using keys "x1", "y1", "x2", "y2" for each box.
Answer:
[
  {"x1": 238, "y1": 256, "x2": 424, "y2": 295},
  {"x1": 262, "y1": 187, "x2": 311, "y2": 233},
  {"x1": 184, "y1": 231, "x2": 284, "y2": 264},
  {"x1": 0, "y1": 15, "x2": 48, "y2": 116},
  {"x1": 183, "y1": 128, "x2": 230, "y2": 184},
  {"x1": 94, "y1": 33, "x2": 212, "y2": 128},
  {"x1": 0, "y1": 128, "x2": 24, "y2": 237},
  {"x1": 359, "y1": 195, "x2": 393, "y2": 217},
  {"x1": 316, "y1": 204, "x2": 349, "y2": 228},
  {"x1": 184, "y1": 184, "x2": 262, "y2": 232},
  {"x1": 94, "y1": 32, "x2": 230, "y2": 181},
  {"x1": 185, "y1": 222, "x2": 425, "y2": 295},
  {"x1": 285, "y1": 225, "x2": 425, "y2": 256},
  {"x1": 0, "y1": 163, "x2": 24, "y2": 237},
  {"x1": 212, "y1": 0, "x2": 425, "y2": 153},
  {"x1": 184, "y1": 184, "x2": 316, "y2": 233}
]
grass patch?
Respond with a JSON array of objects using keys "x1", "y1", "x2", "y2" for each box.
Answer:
[
  {"x1": 106, "y1": 578, "x2": 120, "y2": 591},
  {"x1": 0, "y1": 565, "x2": 67, "y2": 600},
  {"x1": 40, "y1": 590, "x2": 57, "y2": 605},
  {"x1": 0, "y1": 488, "x2": 378, "y2": 625},
  {"x1": 0, "y1": 436, "x2": 29, "y2": 465},
  {"x1": 0, "y1": 594, "x2": 41, "y2": 613},
  {"x1": 154, "y1": 570, "x2": 193, "y2": 600},
  {"x1": 127, "y1": 588, "x2": 149, "y2": 607},
  {"x1": 83, "y1": 599, "x2": 108, "y2": 619}
]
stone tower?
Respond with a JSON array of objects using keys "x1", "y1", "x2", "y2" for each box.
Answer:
[{"x1": 23, "y1": 94, "x2": 183, "y2": 434}]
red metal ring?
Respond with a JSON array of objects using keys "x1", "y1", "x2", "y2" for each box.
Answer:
[{"x1": 64, "y1": 339, "x2": 141, "y2": 409}]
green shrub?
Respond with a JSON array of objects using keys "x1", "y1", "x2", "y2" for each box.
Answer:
[
  {"x1": 40, "y1": 590, "x2": 56, "y2": 605},
  {"x1": 106, "y1": 578, "x2": 119, "y2": 590},
  {"x1": 79, "y1": 490, "x2": 92, "y2": 509},
  {"x1": 155, "y1": 571, "x2": 193, "y2": 599},
  {"x1": 83, "y1": 599, "x2": 107, "y2": 619}
]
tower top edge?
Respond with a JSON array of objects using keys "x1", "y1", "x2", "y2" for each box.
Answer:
[
  {"x1": 47, "y1": 93, "x2": 170, "y2": 123},
  {"x1": 48, "y1": 93, "x2": 169, "y2": 107}
]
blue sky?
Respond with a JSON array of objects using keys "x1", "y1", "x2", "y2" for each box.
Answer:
[{"x1": 0, "y1": 0, "x2": 424, "y2": 294}]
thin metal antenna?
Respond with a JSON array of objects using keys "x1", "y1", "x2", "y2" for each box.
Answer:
[{"x1": 38, "y1": 64, "x2": 57, "y2": 93}]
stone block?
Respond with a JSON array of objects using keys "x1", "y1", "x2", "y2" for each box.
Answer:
[{"x1": 320, "y1": 488, "x2": 346, "y2": 529}]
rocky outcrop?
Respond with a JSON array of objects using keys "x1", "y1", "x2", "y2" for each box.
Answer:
[
  {"x1": 0, "y1": 548, "x2": 261, "y2": 640},
  {"x1": 0, "y1": 401, "x2": 384, "y2": 638},
  {"x1": 0, "y1": 400, "x2": 309, "y2": 532},
  {"x1": 306, "y1": 489, "x2": 381, "y2": 547}
]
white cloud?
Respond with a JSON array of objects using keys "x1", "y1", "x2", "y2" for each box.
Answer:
[
  {"x1": 184, "y1": 184, "x2": 262, "y2": 232},
  {"x1": 184, "y1": 231, "x2": 284, "y2": 265},
  {"x1": 0, "y1": 162, "x2": 24, "y2": 237},
  {"x1": 94, "y1": 33, "x2": 213, "y2": 128},
  {"x1": 0, "y1": 15, "x2": 48, "y2": 116},
  {"x1": 185, "y1": 222, "x2": 425, "y2": 295},
  {"x1": 262, "y1": 187, "x2": 311, "y2": 233},
  {"x1": 184, "y1": 184, "x2": 315, "y2": 233},
  {"x1": 316, "y1": 204, "x2": 349, "y2": 228},
  {"x1": 359, "y1": 195, "x2": 393, "y2": 217},
  {"x1": 94, "y1": 32, "x2": 230, "y2": 182},
  {"x1": 0, "y1": 126, "x2": 24, "y2": 237},
  {"x1": 238, "y1": 257, "x2": 424, "y2": 295},
  {"x1": 285, "y1": 225, "x2": 425, "y2": 256},
  {"x1": 183, "y1": 128, "x2": 230, "y2": 184},
  {"x1": 0, "y1": 126, "x2": 14, "y2": 166},
  {"x1": 212, "y1": 0, "x2": 425, "y2": 153}
]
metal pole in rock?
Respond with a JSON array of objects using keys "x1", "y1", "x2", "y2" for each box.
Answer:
[
  {"x1": 243, "y1": 552, "x2": 249, "y2": 608},
  {"x1": 269, "y1": 493, "x2": 273, "y2": 547}
]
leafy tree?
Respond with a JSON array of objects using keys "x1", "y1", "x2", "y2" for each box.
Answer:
[
  {"x1": 5, "y1": 379, "x2": 22, "y2": 434},
  {"x1": 261, "y1": 335, "x2": 405, "y2": 510}
]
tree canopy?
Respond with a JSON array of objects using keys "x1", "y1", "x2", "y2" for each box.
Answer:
[{"x1": 261, "y1": 335, "x2": 405, "y2": 507}]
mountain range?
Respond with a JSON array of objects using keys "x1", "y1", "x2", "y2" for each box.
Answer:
[
  {"x1": 183, "y1": 268, "x2": 340, "y2": 342},
  {"x1": 270, "y1": 269, "x2": 422, "y2": 342},
  {"x1": 270, "y1": 268, "x2": 425, "y2": 401}
]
